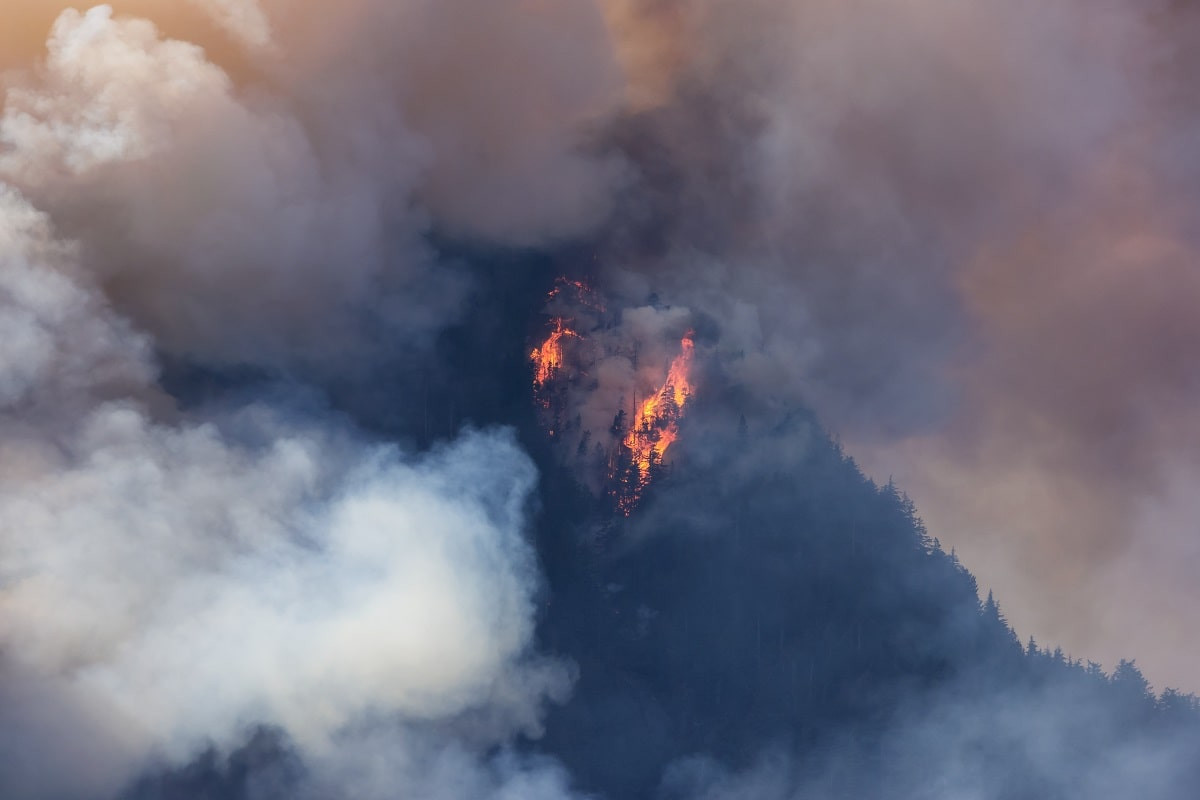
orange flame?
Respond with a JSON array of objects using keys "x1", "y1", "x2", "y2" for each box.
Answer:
[
  {"x1": 618, "y1": 331, "x2": 695, "y2": 514},
  {"x1": 529, "y1": 276, "x2": 698, "y2": 516},
  {"x1": 531, "y1": 317, "x2": 580, "y2": 390}
]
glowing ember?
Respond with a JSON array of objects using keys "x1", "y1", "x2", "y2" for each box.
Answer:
[
  {"x1": 617, "y1": 332, "x2": 695, "y2": 514},
  {"x1": 531, "y1": 318, "x2": 580, "y2": 390},
  {"x1": 548, "y1": 277, "x2": 605, "y2": 311}
]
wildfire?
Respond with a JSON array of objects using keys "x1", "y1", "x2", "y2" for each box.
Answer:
[
  {"x1": 531, "y1": 317, "x2": 579, "y2": 390},
  {"x1": 529, "y1": 275, "x2": 698, "y2": 517},
  {"x1": 618, "y1": 331, "x2": 695, "y2": 514}
]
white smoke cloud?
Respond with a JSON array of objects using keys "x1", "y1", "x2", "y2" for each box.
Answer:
[
  {"x1": 0, "y1": 26, "x2": 579, "y2": 790},
  {"x1": 0, "y1": 409, "x2": 565, "y2": 754},
  {"x1": 0, "y1": 186, "x2": 152, "y2": 410},
  {"x1": 0, "y1": 189, "x2": 575, "y2": 799},
  {"x1": 0, "y1": 5, "x2": 444, "y2": 368},
  {"x1": 186, "y1": 0, "x2": 273, "y2": 48}
]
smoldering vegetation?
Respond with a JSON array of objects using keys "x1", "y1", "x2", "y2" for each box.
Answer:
[{"x1": 3, "y1": 2, "x2": 1200, "y2": 800}]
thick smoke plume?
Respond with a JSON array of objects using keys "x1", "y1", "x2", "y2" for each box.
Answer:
[
  {"x1": 0, "y1": 183, "x2": 575, "y2": 797},
  {"x1": 3, "y1": 1, "x2": 1200, "y2": 798},
  {"x1": 586, "y1": 0, "x2": 1200, "y2": 691},
  {"x1": 0, "y1": 4, "x2": 606, "y2": 797}
]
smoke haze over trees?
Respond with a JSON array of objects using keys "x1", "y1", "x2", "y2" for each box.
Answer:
[{"x1": 2, "y1": 2, "x2": 1200, "y2": 798}]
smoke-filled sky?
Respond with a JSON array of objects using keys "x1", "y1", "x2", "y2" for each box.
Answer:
[{"x1": 2, "y1": 0, "x2": 1199, "y2": 796}]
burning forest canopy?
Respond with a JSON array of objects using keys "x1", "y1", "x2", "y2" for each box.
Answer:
[
  {"x1": 530, "y1": 277, "x2": 698, "y2": 515},
  {"x1": 3, "y1": 3, "x2": 1200, "y2": 800}
]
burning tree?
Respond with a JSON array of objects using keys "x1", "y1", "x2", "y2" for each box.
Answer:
[{"x1": 529, "y1": 279, "x2": 698, "y2": 516}]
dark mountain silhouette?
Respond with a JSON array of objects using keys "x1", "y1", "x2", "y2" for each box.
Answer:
[{"x1": 130, "y1": 275, "x2": 1200, "y2": 800}]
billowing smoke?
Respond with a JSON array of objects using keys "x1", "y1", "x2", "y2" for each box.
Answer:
[
  {"x1": 582, "y1": 0, "x2": 1200, "y2": 691},
  {"x1": 0, "y1": 182, "x2": 579, "y2": 797},
  {"x1": 1, "y1": 2, "x2": 628, "y2": 369},
  {"x1": 3, "y1": 1, "x2": 1200, "y2": 798},
  {"x1": 0, "y1": 4, "x2": 610, "y2": 797}
]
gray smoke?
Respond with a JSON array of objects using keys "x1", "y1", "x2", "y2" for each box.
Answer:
[
  {"x1": 0, "y1": 184, "x2": 577, "y2": 798},
  {"x1": 0, "y1": 4, "x2": 610, "y2": 796},
  {"x1": 583, "y1": 0, "x2": 1200, "y2": 692}
]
